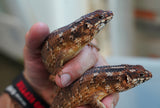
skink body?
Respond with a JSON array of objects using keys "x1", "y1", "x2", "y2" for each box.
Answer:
[{"x1": 41, "y1": 10, "x2": 152, "y2": 108}]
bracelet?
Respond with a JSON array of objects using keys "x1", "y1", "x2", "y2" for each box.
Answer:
[{"x1": 5, "y1": 73, "x2": 50, "y2": 108}]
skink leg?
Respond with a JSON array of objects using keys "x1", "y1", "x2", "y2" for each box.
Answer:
[{"x1": 87, "y1": 42, "x2": 100, "y2": 51}]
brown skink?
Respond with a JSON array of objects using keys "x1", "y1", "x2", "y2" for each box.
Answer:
[{"x1": 41, "y1": 10, "x2": 152, "y2": 108}]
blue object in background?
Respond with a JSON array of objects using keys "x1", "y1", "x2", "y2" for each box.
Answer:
[{"x1": 106, "y1": 57, "x2": 160, "y2": 108}]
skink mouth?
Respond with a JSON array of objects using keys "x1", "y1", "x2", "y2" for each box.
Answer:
[
  {"x1": 145, "y1": 70, "x2": 152, "y2": 81},
  {"x1": 104, "y1": 18, "x2": 112, "y2": 24},
  {"x1": 107, "y1": 11, "x2": 113, "y2": 16},
  {"x1": 104, "y1": 14, "x2": 113, "y2": 24}
]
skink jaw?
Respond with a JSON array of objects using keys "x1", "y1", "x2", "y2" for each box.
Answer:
[{"x1": 94, "y1": 10, "x2": 113, "y2": 31}]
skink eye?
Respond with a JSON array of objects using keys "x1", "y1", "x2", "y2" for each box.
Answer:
[
  {"x1": 85, "y1": 23, "x2": 88, "y2": 28},
  {"x1": 99, "y1": 15, "x2": 104, "y2": 19},
  {"x1": 139, "y1": 73, "x2": 144, "y2": 77}
]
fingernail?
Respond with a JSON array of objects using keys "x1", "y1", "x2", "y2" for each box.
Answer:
[
  {"x1": 61, "y1": 74, "x2": 71, "y2": 87},
  {"x1": 111, "y1": 95, "x2": 118, "y2": 108}
]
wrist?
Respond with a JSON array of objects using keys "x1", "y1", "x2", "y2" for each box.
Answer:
[
  {"x1": 23, "y1": 70, "x2": 55, "y2": 104},
  {"x1": 5, "y1": 73, "x2": 50, "y2": 108}
]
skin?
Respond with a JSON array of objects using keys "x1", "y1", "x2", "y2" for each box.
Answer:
[{"x1": 0, "y1": 22, "x2": 119, "y2": 108}]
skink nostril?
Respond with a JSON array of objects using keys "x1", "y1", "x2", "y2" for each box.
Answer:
[{"x1": 108, "y1": 11, "x2": 113, "y2": 16}]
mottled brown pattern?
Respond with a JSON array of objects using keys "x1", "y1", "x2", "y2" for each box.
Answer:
[
  {"x1": 41, "y1": 10, "x2": 113, "y2": 78},
  {"x1": 41, "y1": 10, "x2": 152, "y2": 108},
  {"x1": 51, "y1": 65, "x2": 152, "y2": 108}
]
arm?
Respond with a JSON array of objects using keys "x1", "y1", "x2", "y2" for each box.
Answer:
[{"x1": 0, "y1": 93, "x2": 22, "y2": 108}]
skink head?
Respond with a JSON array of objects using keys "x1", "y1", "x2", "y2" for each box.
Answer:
[
  {"x1": 82, "y1": 64, "x2": 152, "y2": 94},
  {"x1": 123, "y1": 64, "x2": 152, "y2": 86},
  {"x1": 74, "y1": 10, "x2": 113, "y2": 33},
  {"x1": 68, "y1": 10, "x2": 113, "y2": 50},
  {"x1": 84, "y1": 10, "x2": 113, "y2": 31}
]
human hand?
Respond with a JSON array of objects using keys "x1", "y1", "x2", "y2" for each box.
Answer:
[{"x1": 23, "y1": 22, "x2": 119, "y2": 107}]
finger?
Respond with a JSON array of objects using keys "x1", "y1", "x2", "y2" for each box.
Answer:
[
  {"x1": 24, "y1": 22, "x2": 50, "y2": 87},
  {"x1": 23, "y1": 23, "x2": 54, "y2": 104},
  {"x1": 102, "y1": 93, "x2": 119, "y2": 108},
  {"x1": 95, "y1": 54, "x2": 108, "y2": 66},
  {"x1": 25, "y1": 22, "x2": 49, "y2": 53},
  {"x1": 55, "y1": 46, "x2": 99, "y2": 87},
  {"x1": 24, "y1": 22, "x2": 50, "y2": 74},
  {"x1": 112, "y1": 93, "x2": 119, "y2": 107},
  {"x1": 95, "y1": 56, "x2": 119, "y2": 108},
  {"x1": 77, "y1": 94, "x2": 119, "y2": 108},
  {"x1": 77, "y1": 105, "x2": 91, "y2": 108},
  {"x1": 24, "y1": 22, "x2": 50, "y2": 77}
]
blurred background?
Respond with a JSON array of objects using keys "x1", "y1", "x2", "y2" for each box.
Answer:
[{"x1": 0, "y1": 0, "x2": 160, "y2": 107}]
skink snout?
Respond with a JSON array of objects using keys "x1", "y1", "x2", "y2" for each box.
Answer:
[{"x1": 107, "y1": 11, "x2": 113, "y2": 16}]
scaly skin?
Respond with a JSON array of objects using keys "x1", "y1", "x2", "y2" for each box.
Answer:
[
  {"x1": 41, "y1": 10, "x2": 152, "y2": 108},
  {"x1": 41, "y1": 10, "x2": 113, "y2": 79},
  {"x1": 51, "y1": 65, "x2": 152, "y2": 108}
]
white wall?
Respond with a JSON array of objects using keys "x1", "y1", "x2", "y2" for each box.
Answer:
[
  {"x1": 109, "y1": 0, "x2": 136, "y2": 56},
  {"x1": 0, "y1": 0, "x2": 89, "y2": 60}
]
